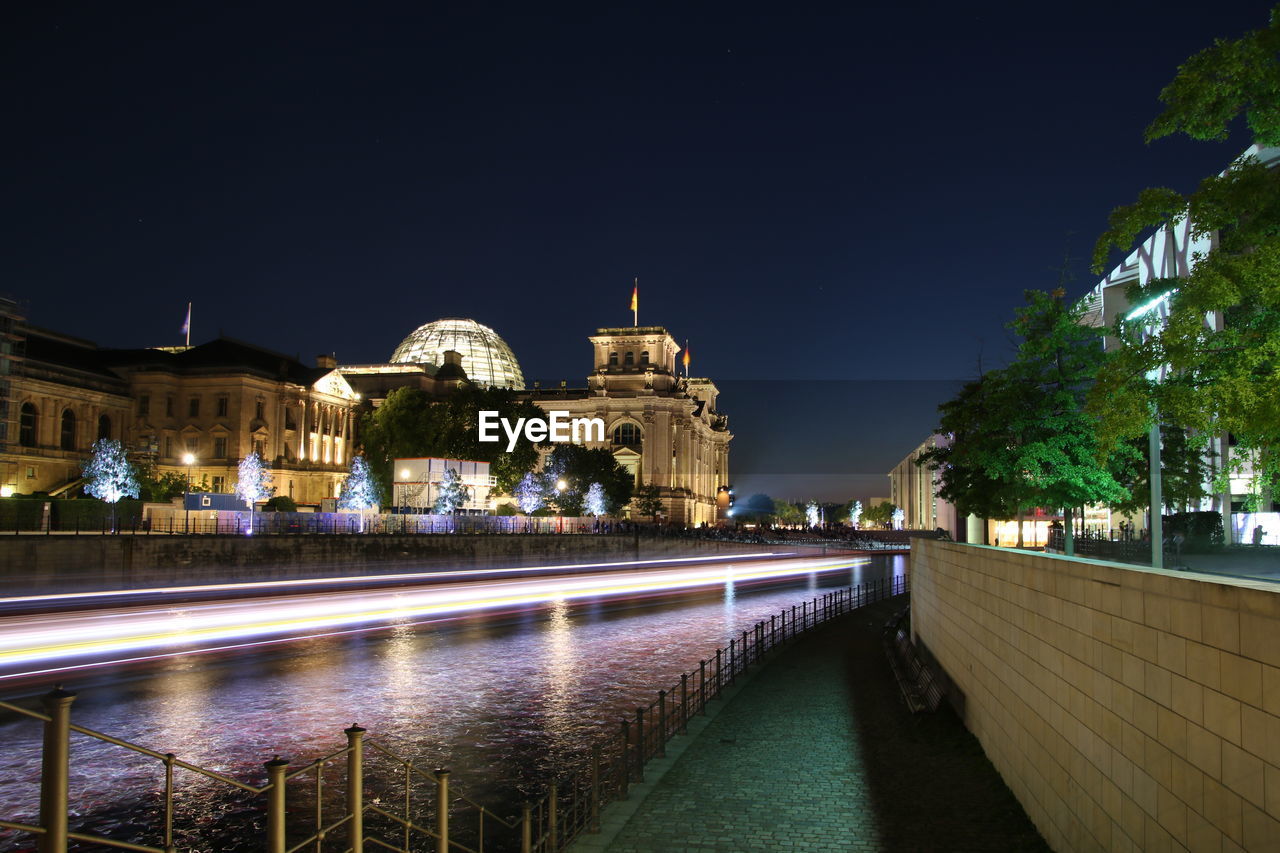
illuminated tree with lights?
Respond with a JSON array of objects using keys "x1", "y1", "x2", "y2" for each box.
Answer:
[
  {"x1": 83, "y1": 439, "x2": 140, "y2": 531},
  {"x1": 848, "y1": 500, "x2": 862, "y2": 528},
  {"x1": 585, "y1": 482, "x2": 608, "y2": 517},
  {"x1": 433, "y1": 468, "x2": 467, "y2": 515},
  {"x1": 339, "y1": 455, "x2": 379, "y2": 531},
  {"x1": 892, "y1": 507, "x2": 905, "y2": 530},
  {"x1": 515, "y1": 471, "x2": 544, "y2": 514},
  {"x1": 235, "y1": 451, "x2": 274, "y2": 532},
  {"x1": 805, "y1": 500, "x2": 820, "y2": 528}
]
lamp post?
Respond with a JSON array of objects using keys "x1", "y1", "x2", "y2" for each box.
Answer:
[
  {"x1": 182, "y1": 453, "x2": 195, "y2": 534},
  {"x1": 556, "y1": 479, "x2": 566, "y2": 531}
]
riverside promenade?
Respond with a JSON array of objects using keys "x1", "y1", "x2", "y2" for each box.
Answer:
[{"x1": 572, "y1": 594, "x2": 1049, "y2": 853}]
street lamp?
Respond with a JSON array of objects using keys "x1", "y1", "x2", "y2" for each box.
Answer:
[{"x1": 182, "y1": 453, "x2": 196, "y2": 533}]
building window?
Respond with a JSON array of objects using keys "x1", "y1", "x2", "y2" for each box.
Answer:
[
  {"x1": 138, "y1": 396, "x2": 150, "y2": 417},
  {"x1": 624, "y1": 352, "x2": 634, "y2": 367},
  {"x1": 25, "y1": 466, "x2": 36, "y2": 479},
  {"x1": 612, "y1": 422, "x2": 641, "y2": 446},
  {"x1": 165, "y1": 436, "x2": 173, "y2": 458},
  {"x1": 97, "y1": 414, "x2": 111, "y2": 441},
  {"x1": 211, "y1": 476, "x2": 225, "y2": 493},
  {"x1": 640, "y1": 351, "x2": 650, "y2": 365},
  {"x1": 19, "y1": 402, "x2": 36, "y2": 447},
  {"x1": 609, "y1": 352, "x2": 618, "y2": 367},
  {"x1": 285, "y1": 410, "x2": 297, "y2": 430},
  {"x1": 163, "y1": 396, "x2": 173, "y2": 417},
  {"x1": 188, "y1": 397, "x2": 200, "y2": 418},
  {"x1": 254, "y1": 439, "x2": 265, "y2": 458},
  {"x1": 59, "y1": 410, "x2": 75, "y2": 451},
  {"x1": 216, "y1": 397, "x2": 228, "y2": 417},
  {"x1": 255, "y1": 400, "x2": 265, "y2": 420},
  {"x1": 214, "y1": 437, "x2": 227, "y2": 458},
  {"x1": 186, "y1": 437, "x2": 198, "y2": 454}
]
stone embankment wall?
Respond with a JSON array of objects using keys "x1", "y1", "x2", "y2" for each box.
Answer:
[
  {"x1": 911, "y1": 539, "x2": 1280, "y2": 852},
  {"x1": 0, "y1": 535, "x2": 784, "y2": 594}
]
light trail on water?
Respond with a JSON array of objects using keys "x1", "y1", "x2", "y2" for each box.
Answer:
[{"x1": 0, "y1": 554, "x2": 866, "y2": 680}]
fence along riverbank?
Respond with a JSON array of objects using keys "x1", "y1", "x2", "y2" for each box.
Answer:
[{"x1": 0, "y1": 575, "x2": 908, "y2": 852}]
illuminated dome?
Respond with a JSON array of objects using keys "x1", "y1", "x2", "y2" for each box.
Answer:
[{"x1": 390, "y1": 318, "x2": 525, "y2": 389}]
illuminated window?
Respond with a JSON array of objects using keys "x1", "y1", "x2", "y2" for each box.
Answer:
[
  {"x1": 612, "y1": 422, "x2": 642, "y2": 446},
  {"x1": 211, "y1": 476, "x2": 225, "y2": 493},
  {"x1": 19, "y1": 403, "x2": 36, "y2": 447},
  {"x1": 59, "y1": 410, "x2": 75, "y2": 451}
]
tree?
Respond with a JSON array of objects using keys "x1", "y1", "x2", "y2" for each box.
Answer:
[
  {"x1": 892, "y1": 507, "x2": 905, "y2": 530},
  {"x1": 515, "y1": 471, "x2": 545, "y2": 514},
  {"x1": 585, "y1": 482, "x2": 608, "y2": 517},
  {"x1": 359, "y1": 386, "x2": 545, "y2": 504},
  {"x1": 921, "y1": 291, "x2": 1133, "y2": 548},
  {"x1": 542, "y1": 444, "x2": 633, "y2": 516},
  {"x1": 433, "y1": 468, "x2": 467, "y2": 514},
  {"x1": 339, "y1": 454, "x2": 379, "y2": 518},
  {"x1": 263, "y1": 495, "x2": 297, "y2": 512},
  {"x1": 235, "y1": 451, "x2": 273, "y2": 532},
  {"x1": 847, "y1": 499, "x2": 863, "y2": 528},
  {"x1": 861, "y1": 501, "x2": 897, "y2": 528},
  {"x1": 632, "y1": 481, "x2": 665, "y2": 521},
  {"x1": 1111, "y1": 423, "x2": 1211, "y2": 515},
  {"x1": 83, "y1": 439, "x2": 140, "y2": 530},
  {"x1": 805, "y1": 500, "x2": 821, "y2": 528},
  {"x1": 773, "y1": 501, "x2": 803, "y2": 526},
  {"x1": 1089, "y1": 7, "x2": 1280, "y2": 497}
]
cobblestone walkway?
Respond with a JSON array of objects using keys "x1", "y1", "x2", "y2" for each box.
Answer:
[{"x1": 577, "y1": 594, "x2": 1048, "y2": 853}]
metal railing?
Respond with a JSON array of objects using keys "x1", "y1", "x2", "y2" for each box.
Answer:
[{"x1": 0, "y1": 575, "x2": 908, "y2": 852}]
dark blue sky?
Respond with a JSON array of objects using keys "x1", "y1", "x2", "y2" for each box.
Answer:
[{"x1": 4, "y1": 1, "x2": 1273, "y2": 502}]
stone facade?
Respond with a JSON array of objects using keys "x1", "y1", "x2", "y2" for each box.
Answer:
[
  {"x1": 912, "y1": 539, "x2": 1280, "y2": 852},
  {"x1": 529, "y1": 326, "x2": 731, "y2": 526}
]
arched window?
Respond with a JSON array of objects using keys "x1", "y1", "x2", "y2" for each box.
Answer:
[
  {"x1": 97, "y1": 414, "x2": 111, "y2": 441},
  {"x1": 640, "y1": 351, "x2": 650, "y2": 365},
  {"x1": 624, "y1": 352, "x2": 634, "y2": 367},
  {"x1": 608, "y1": 352, "x2": 618, "y2": 367},
  {"x1": 612, "y1": 422, "x2": 642, "y2": 446},
  {"x1": 60, "y1": 410, "x2": 76, "y2": 451},
  {"x1": 19, "y1": 403, "x2": 36, "y2": 447}
]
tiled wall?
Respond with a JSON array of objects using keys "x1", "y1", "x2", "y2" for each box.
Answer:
[{"x1": 911, "y1": 539, "x2": 1280, "y2": 852}]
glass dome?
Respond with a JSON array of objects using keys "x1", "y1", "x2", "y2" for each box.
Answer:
[{"x1": 389, "y1": 318, "x2": 525, "y2": 389}]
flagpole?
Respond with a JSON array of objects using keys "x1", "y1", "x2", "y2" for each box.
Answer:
[
  {"x1": 186, "y1": 302, "x2": 191, "y2": 348},
  {"x1": 633, "y1": 277, "x2": 638, "y2": 327}
]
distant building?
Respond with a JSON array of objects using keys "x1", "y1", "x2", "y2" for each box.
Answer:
[
  {"x1": 888, "y1": 435, "x2": 960, "y2": 537},
  {"x1": 392, "y1": 458, "x2": 495, "y2": 513}
]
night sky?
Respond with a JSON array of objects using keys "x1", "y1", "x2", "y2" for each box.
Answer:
[{"x1": 4, "y1": 2, "x2": 1274, "y2": 504}]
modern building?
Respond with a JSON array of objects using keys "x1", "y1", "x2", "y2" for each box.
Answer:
[
  {"x1": 888, "y1": 434, "x2": 960, "y2": 537},
  {"x1": 392, "y1": 458, "x2": 495, "y2": 513}
]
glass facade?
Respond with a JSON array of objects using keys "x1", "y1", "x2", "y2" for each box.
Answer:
[{"x1": 389, "y1": 318, "x2": 525, "y2": 389}]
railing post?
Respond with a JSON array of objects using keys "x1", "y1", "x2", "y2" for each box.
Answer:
[
  {"x1": 634, "y1": 708, "x2": 645, "y2": 781},
  {"x1": 435, "y1": 769, "x2": 450, "y2": 853},
  {"x1": 658, "y1": 691, "x2": 667, "y2": 757},
  {"x1": 729, "y1": 639, "x2": 736, "y2": 685},
  {"x1": 619, "y1": 719, "x2": 631, "y2": 797},
  {"x1": 39, "y1": 686, "x2": 76, "y2": 853},
  {"x1": 698, "y1": 659, "x2": 707, "y2": 714},
  {"x1": 548, "y1": 782, "x2": 558, "y2": 850},
  {"x1": 345, "y1": 725, "x2": 365, "y2": 852},
  {"x1": 714, "y1": 648, "x2": 722, "y2": 698},
  {"x1": 521, "y1": 804, "x2": 532, "y2": 853},
  {"x1": 265, "y1": 756, "x2": 289, "y2": 853},
  {"x1": 590, "y1": 743, "x2": 601, "y2": 833},
  {"x1": 680, "y1": 673, "x2": 688, "y2": 733}
]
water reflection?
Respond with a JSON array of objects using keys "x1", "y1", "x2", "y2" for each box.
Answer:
[{"x1": 0, "y1": 555, "x2": 904, "y2": 848}]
